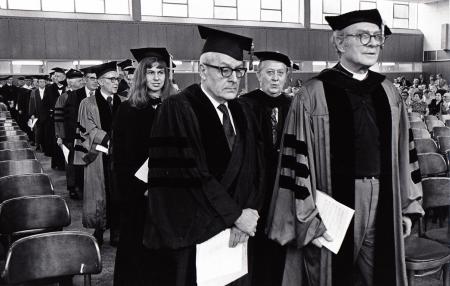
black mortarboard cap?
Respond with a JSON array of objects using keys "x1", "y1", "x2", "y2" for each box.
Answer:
[
  {"x1": 130, "y1": 47, "x2": 171, "y2": 66},
  {"x1": 94, "y1": 61, "x2": 117, "y2": 78},
  {"x1": 52, "y1": 67, "x2": 66, "y2": 74},
  {"x1": 35, "y1": 75, "x2": 47, "y2": 80},
  {"x1": 123, "y1": 67, "x2": 135, "y2": 74},
  {"x1": 198, "y1": 25, "x2": 253, "y2": 61},
  {"x1": 325, "y1": 9, "x2": 392, "y2": 36},
  {"x1": 66, "y1": 69, "x2": 84, "y2": 79},
  {"x1": 25, "y1": 76, "x2": 32, "y2": 80},
  {"x1": 254, "y1": 51, "x2": 291, "y2": 67},
  {"x1": 292, "y1": 63, "x2": 300, "y2": 71},
  {"x1": 17, "y1": 76, "x2": 25, "y2": 80},
  {"x1": 80, "y1": 66, "x2": 97, "y2": 75},
  {"x1": 117, "y1": 59, "x2": 133, "y2": 70}
]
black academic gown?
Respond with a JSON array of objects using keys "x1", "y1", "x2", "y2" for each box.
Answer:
[
  {"x1": 112, "y1": 100, "x2": 159, "y2": 286},
  {"x1": 0, "y1": 84, "x2": 19, "y2": 119},
  {"x1": 16, "y1": 87, "x2": 31, "y2": 135},
  {"x1": 42, "y1": 83, "x2": 66, "y2": 169},
  {"x1": 143, "y1": 84, "x2": 265, "y2": 286},
  {"x1": 240, "y1": 89, "x2": 291, "y2": 286}
]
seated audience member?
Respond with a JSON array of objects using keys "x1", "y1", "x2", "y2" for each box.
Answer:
[
  {"x1": 428, "y1": 90, "x2": 443, "y2": 116},
  {"x1": 441, "y1": 92, "x2": 450, "y2": 116},
  {"x1": 410, "y1": 91, "x2": 429, "y2": 115}
]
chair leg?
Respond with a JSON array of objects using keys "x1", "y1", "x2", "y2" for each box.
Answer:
[
  {"x1": 443, "y1": 264, "x2": 449, "y2": 286},
  {"x1": 84, "y1": 274, "x2": 91, "y2": 286},
  {"x1": 407, "y1": 269, "x2": 415, "y2": 286}
]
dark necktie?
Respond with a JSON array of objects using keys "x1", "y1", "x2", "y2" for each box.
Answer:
[
  {"x1": 106, "y1": 96, "x2": 113, "y2": 113},
  {"x1": 217, "y1": 104, "x2": 235, "y2": 150},
  {"x1": 271, "y1": 107, "x2": 278, "y2": 145}
]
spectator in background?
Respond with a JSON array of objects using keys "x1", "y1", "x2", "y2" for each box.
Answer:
[
  {"x1": 441, "y1": 92, "x2": 450, "y2": 116},
  {"x1": 428, "y1": 90, "x2": 443, "y2": 116},
  {"x1": 410, "y1": 90, "x2": 429, "y2": 115},
  {"x1": 435, "y1": 73, "x2": 448, "y2": 90},
  {"x1": 429, "y1": 74, "x2": 435, "y2": 87}
]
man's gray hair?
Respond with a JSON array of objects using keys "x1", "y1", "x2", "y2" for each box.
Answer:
[{"x1": 330, "y1": 30, "x2": 345, "y2": 57}]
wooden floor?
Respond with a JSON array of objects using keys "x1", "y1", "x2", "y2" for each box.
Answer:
[{"x1": 35, "y1": 149, "x2": 447, "y2": 286}]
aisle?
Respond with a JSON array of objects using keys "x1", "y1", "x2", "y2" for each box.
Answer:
[{"x1": 36, "y1": 150, "x2": 115, "y2": 286}]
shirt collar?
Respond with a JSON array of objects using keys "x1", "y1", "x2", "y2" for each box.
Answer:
[
  {"x1": 100, "y1": 90, "x2": 112, "y2": 101},
  {"x1": 85, "y1": 86, "x2": 94, "y2": 97},
  {"x1": 340, "y1": 62, "x2": 368, "y2": 81},
  {"x1": 201, "y1": 84, "x2": 228, "y2": 109}
]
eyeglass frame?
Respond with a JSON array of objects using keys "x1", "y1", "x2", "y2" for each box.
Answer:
[
  {"x1": 101, "y1": 77, "x2": 120, "y2": 83},
  {"x1": 202, "y1": 63, "x2": 247, "y2": 79},
  {"x1": 342, "y1": 32, "x2": 387, "y2": 46}
]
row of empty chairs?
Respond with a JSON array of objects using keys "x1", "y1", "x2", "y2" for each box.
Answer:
[
  {"x1": 405, "y1": 112, "x2": 450, "y2": 286},
  {"x1": 0, "y1": 111, "x2": 101, "y2": 285}
]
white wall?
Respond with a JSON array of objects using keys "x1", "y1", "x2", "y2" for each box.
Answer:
[{"x1": 417, "y1": 0, "x2": 450, "y2": 51}]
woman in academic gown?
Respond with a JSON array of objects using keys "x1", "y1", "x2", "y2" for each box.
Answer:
[{"x1": 112, "y1": 47, "x2": 174, "y2": 286}]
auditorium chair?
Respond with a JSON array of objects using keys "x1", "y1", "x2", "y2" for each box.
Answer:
[
  {"x1": 433, "y1": 126, "x2": 450, "y2": 139},
  {"x1": 421, "y1": 177, "x2": 450, "y2": 246},
  {"x1": 2, "y1": 231, "x2": 102, "y2": 286},
  {"x1": 404, "y1": 178, "x2": 450, "y2": 286},
  {"x1": 412, "y1": 128, "x2": 431, "y2": 139},
  {"x1": 0, "y1": 140, "x2": 30, "y2": 151},
  {"x1": 438, "y1": 136, "x2": 450, "y2": 155},
  {"x1": 446, "y1": 119, "x2": 450, "y2": 127},
  {"x1": 0, "y1": 149, "x2": 35, "y2": 162},
  {"x1": 0, "y1": 126, "x2": 19, "y2": 131},
  {"x1": 410, "y1": 121, "x2": 427, "y2": 130},
  {"x1": 425, "y1": 115, "x2": 439, "y2": 121},
  {"x1": 417, "y1": 153, "x2": 448, "y2": 177},
  {"x1": 0, "y1": 135, "x2": 28, "y2": 142},
  {"x1": 408, "y1": 112, "x2": 422, "y2": 119},
  {"x1": 0, "y1": 174, "x2": 54, "y2": 203},
  {"x1": 0, "y1": 195, "x2": 70, "y2": 246},
  {"x1": 414, "y1": 138, "x2": 438, "y2": 154},
  {"x1": 0, "y1": 130, "x2": 26, "y2": 137},
  {"x1": 0, "y1": 160, "x2": 43, "y2": 178},
  {"x1": 409, "y1": 117, "x2": 422, "y2": 123},
  {"x1": 426, "y1": 119, "x2": 445, "y2": 131}
]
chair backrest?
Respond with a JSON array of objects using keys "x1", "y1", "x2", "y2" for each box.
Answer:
[
  {"x1": 446, "y1": 119, "x2": 450, "y2": 127},
  {"x1": 418, "y1": 153, "x2": 448, "y2": 177},
  {"x1": 0, "y1": 160, "x2": 43, "y2": 178},
  {"x1": 424, "y1": 115, "x2": 439, "y2": 121},
  {"x1": 411, "y1": 128, "x2": 431, "y2": 139},
  {"x1": 0, "y1": 174, "x2": 54, "y2": 203},
  {"x1": 432, "y1": 126, "x2": 450, "y2": 138},
  {"x1": 437, "y1": 136, "x2": 450, "y2": 154},
  {"x1": 0, "y1": 140, "x2": 30, "y2": 151},
  {"x1": 0, "y1": 130, "x2": 26, "y2": 137},
  {"x1": 0, "y1": 149, "x2": 35, "y2": 162},
  {"x1": 414, "y1": 138, "x2": 438, "y2": 154},
  {"x1": 408, "y1": 112, "x2": 422, "y2": 119},
  {"x1": 0, "y1": 195, "x2": 70, "y2": 237},
  {"x1": 425, "y1": 119, "x2": 445, "y2": 131},
  {"x1": 421, "y1": 177, "x2": 450, "y2": 209},
  {"x1": 410, "y1": 121, "x2": 427, "y2": 130},
  {"x1": 409, "y1": 117, "x2": 422, "y2": 123},
  {"x1": 2, "y1": 231, "x2": 101, "y2": 284},
  {"x1": 0, "y1": 122, "x2": 17, "y2": 127},
  {"x1": 0, "y1": 126, "x2": 19, "y2": 131},
  {"x1": 0, "y1": 135, "x2": 28, "y2": 142}
]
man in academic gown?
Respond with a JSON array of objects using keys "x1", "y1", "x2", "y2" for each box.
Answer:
[
  {"x1": 16, "y1": 76, "x2": 32, "y2": 137},
  {"x1": 266, "y1": 9, "x2": 424, "y2": 286},
  {"x1": 240, "y1": 51, "x2": 293, "y2": 286},
  {"x1": 42, "y1": 67, "x2": 67, "y2": 169},
  {"x1": 142, "y1": 26, "x2": 265, "y2": 286},
  {"x1": 0, "y1": 76, "x2": 19, "y2": 118},
  {"x1": 29, "y1": 75, "x2": 48, "y2": 151},
  {"x1": 54, "y1": 69, "x2": 85, "y2": 199},
  {"x1": 117, "y1": 59, "x2": 132, "y2": 98},
  {"x1": 77, "y1": 62, "x2": 121, "y2": 246}
]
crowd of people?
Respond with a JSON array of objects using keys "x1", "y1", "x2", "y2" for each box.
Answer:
[
  {"x1": 394, "y1": 74, "x2": 450, "y2": 118},
  {"x1": 0, "y1": 8, "x2": 439, "y2": 286}
]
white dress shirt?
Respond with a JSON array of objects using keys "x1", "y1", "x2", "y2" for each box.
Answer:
[
  {"x1": 340, "y1": 63, "x2": 368, "y2": 81},
  {"x1": 201, "y1": 85, "x2": 236, "y2": 134}
]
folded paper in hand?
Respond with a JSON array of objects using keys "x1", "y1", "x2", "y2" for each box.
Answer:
[
  {"x1": 27, "y1": 118, "x2": 38, "y2": 129},
  {"x1": 60, "y1": 144, "x2": 70, "y2": 164},
  {"x1": 95, "y1": 144, "x2": 108, "y2": 154},
  {"x1": 135, "y1": 158, "x2": 149, "y2": 183},
  {"x1": 315, "y1": 190, "x2": 354, "y2": 254},
  {"x1": 196, "y1": 229, "x2": 248, "y2": 286}
]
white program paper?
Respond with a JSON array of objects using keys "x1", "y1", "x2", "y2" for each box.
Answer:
[
  {"x1": 315, "y1": 190, "x2": 355, "y2": 254},
  {"x1": 27, "y1": 118, "x2": 38, "y2": 129},
  {"x1": 196, "y1": 229, "x2": 248, "y2": 286},
  {"x1": 95, "y1": 144, "x2": 108, "y2": 154},
  {"x1": 61, "y1": 144, "x2": 70, "y2": 164},
  {"x1": 134, "y1": 158, "x2": 149, "y2": 183}
]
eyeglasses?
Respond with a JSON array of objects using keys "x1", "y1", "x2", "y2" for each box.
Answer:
[
  {"x1": 102, "y1": 77, "x2": 120, "y2": 83},
  {"x1": 203, "y1": 63, "x2": 247, "y2": 79},
  {"x1": 264, "y1": 69, "x2": 286, "y2": 78},
  {"x1": 344, "y1": 33, "x2": 386, "y2": 45}
]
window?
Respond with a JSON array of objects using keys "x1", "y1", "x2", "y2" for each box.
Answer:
[
  {"x1": 4, "y1": 0, "x2": 129, "y2": 14},
  {"x1": 0, "y1": 61, "x2": 11, "y2": 74},
  {"x1": 141, "y1": 0, "x2": 303, "y2": 24},
  {"x1": 360, "y1": 0, "x2": 376, "y2": 10},
  {"x1": 393, "y1": 3, "x2": 409, "y2": 29}
]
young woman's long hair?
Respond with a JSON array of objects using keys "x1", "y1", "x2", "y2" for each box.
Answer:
[{"x1": 128, "y1": 57, "x2": 172, "y2": 109}]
